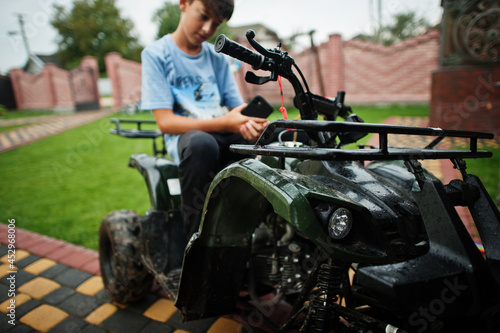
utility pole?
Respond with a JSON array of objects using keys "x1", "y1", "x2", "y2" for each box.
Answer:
[
  {"x1": 378, "y1": 0, "x2": 382, "y2": 44},
  {"x1": 8, "y1": 13, "x2": 32, "y2": 57},
  {"x1": 377, "y1": 0, "x2": 382, "y2": 44},
  {"x1": 308, "y1": 30, "x2": 326, "y2": 96},
  {"x1": 288, "y1": 30, "x2": 326, "y2": 96}
]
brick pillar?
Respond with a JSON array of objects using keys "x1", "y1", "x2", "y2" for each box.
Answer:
[
  {"x1": 44, "y1": 64, "x2": 57, "y2": 108},
  {"x1": 81, "y1": 56, "x2": 99, "y2": 82},
  {"x1": 324, "y1": 34, "x2": 344, "y2": 97},
  {"x1": 105, "y1": 52, "x2": 122, "y2": 110},
  {"x1": 430, "y1": 1, "x2": 500, "y2": 135},
  {"x1": 9, "y1": 69, "x2": 23, "y2": 110},
  {"x1": 81, "y1": 56, "x2": 101, "y2": 109},
  {"x1": 429, "y1": 68, "x2": 500, "y2": 136}
]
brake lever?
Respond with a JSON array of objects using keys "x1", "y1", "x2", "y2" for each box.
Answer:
[
  {"x1": 244, "y1": 30, "x2": 280, "y2": 85},
  {"x1": 246, "y1": 30, "x2": 280, "y2": 60},
  {"x1": 245, "y1": 72, "x2": 275, "y2": 85}
]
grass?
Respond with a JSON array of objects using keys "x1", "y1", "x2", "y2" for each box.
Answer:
[
  {"x1": 0, "y1": 105, "x2": 498, "y2": 250},
  {"x1": 0, "y1": 124, "x2": 30, "y2": 133},
  {"x1": 271, "y1": 103, "x2": 429, "y2": 122},
  {"x1": 1, "y1": 109, "x2": 60, "y2": 120},
  {"x1": 272, "y1": 104, "x2": 429, "y2": 146},
  {"x1": 458, "y1": 147, "x2": 500, "y2": 203},
  {"x1": 350, "y1": 104, "x2": 429, "y2": 121},
  {"x1": 0, "y1": 112, "x2": 156, "y2": 250}
]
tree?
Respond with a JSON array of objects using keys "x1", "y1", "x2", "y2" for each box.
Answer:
[
  {"x1": 153, "y1": 2, "x2": 182, "y2": 39},
  {"x1": 51, "y1": 0, "x2": 143, "y2": 73},
  {"x1": 381, "y1": 12, "x2": 432, "y2": 45},
  {"x1": 353, "y1": 11, "x2": 433, "y2": 46},
  {"x1": 153, "y1": 2, "x2": 233, "y2": 43}
]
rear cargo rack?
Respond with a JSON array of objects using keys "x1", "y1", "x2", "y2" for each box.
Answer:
[
  {"x1": 109, "y1": 118, "x2": 166, "y2": 156},
  {"x1": 110, "y1": 118, "x2": 161, "y2": 138},
  {"x1": 230, "y1": 120, "x2": 494, "y2": 161}
]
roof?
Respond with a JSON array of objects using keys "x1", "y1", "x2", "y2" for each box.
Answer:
[
  {"x1": 23, "y1": 53, "x2": 61, "y2": 74},
  {"x1": 230, "y1": 23, "x2": 282, "y2": 49}
]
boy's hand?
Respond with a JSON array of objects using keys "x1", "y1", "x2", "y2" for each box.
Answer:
[
  {"x1": 240, "y1": 119, "x2": 269, "y2": 142},
  {"x1": 226, "y1": 104, "x2": 269, "y2": 142}
]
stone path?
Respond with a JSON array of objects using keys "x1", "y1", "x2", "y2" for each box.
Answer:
[{"x1": 0, "y1": 110, "x2": 114, "y2": 153}]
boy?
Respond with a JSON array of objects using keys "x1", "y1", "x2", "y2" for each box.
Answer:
[{"x1": 141, "y1": 0, "x2": 269, "y2": 239}]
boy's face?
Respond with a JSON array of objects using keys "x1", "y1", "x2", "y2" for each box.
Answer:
[{"x1": 180, "y1": 0, "x2": 223, "y2": 47}]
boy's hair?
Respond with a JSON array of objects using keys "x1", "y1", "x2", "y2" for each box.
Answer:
[{"x1": 190, "y1": 0, "x2": 234, "y2": 21}]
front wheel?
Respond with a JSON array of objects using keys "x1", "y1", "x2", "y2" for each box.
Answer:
[{"x1": 99, "y1": 209, "x2": 153, "y2": 303}]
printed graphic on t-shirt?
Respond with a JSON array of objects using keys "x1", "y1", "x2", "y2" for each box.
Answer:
[{"x1": 172, "y1": 81, "x2": 228, "y2": 120}]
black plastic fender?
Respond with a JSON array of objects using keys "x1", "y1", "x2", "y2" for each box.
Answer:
[
  {"x1": 128, "y1": 153, "x2": 180, "y2": 211},
  {"x1": 175, "y1": 158, "x2": 391, "y2": 321}
]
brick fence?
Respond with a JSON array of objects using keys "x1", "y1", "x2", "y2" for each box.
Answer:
[
  {"x1": 9, "y1": 56, "x2": 100, "y2": 111},
  {"x1": 104, "y1": 31, "x2": 440, "y2": 110},
  {"x1": 236, "y1": 30, "x2": 440, "y2": 105},
  {"x1": 105, "y1": 52, "x2": 142, "y2": 110},
  {"x1": 10, "y1": 64, "x2": 73, "y2": 110}
]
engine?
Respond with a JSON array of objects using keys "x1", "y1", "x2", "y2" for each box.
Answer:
[{"x1": 251, "y1": 215, "x2": 316, "y2": 294}]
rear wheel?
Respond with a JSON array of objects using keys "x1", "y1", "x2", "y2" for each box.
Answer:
[{"x1": 99, "y1": 209, "x2": 153, "y2": 303}]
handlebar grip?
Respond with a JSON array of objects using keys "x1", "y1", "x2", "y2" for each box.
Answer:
[{"x1": 215, "y1": 34, "x2": 265, "y2": 69}]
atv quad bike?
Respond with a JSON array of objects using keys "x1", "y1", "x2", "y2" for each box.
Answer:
[{"x1": 99, "y1": 30, "x2": 500, "y2": 332}]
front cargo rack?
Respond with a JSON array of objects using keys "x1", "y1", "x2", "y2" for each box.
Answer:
[{"x1": 230, "y1": 120, "x2": 494, "y2": 161}]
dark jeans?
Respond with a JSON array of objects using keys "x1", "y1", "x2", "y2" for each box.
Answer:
[
  {"x1": 177, "y1": 129, "x2": 309, "y2": 240},
  {"x1": 177, "y1": 131, "x2": 248, "y2": 239}
]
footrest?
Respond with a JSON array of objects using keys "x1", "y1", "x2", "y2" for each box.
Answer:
[{"x1": 155, "y1": 268, "x2": 182, "y2": 301}]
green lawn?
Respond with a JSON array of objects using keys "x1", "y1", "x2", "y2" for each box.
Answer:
[
  {"x1": 0, "y1": 124, "x2": 29, "y2": 133},
  {"x1": 458, "y1": 147, "x2": 500, "y2": 204},
  {"x1": 1, "y1": 109, "x2": 61, "y2": 120},
  {"x1": 0, "y1": 105, "x2": 498, "y2": 250},
  {"x1": 347, "y1": 104, "x2": 430, "y2": 122},
  {"x1": 0, "y1": 112, "x2": 156, "y2": 250}
]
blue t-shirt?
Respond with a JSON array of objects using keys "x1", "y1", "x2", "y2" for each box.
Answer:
[{"x1": 141, "y1": 34, "x2": 244, "y2": 164}]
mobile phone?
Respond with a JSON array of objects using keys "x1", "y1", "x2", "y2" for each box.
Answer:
[{"x1": 241, "y1": 95, "x2": 273, "y2": 118}]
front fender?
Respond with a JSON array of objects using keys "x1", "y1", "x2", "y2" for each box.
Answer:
[
  {"x1": 200, "y1": 158, "x2": 329, "y2": 247},
  {"x1": 177, "y1": 158, "x2": 320, "y2": 320},
  {"x1": 176, "y1": 158, "x2": 388, "y2": 320}
]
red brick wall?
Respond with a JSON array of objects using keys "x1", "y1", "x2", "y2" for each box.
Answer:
[
  {"x1": 233, "y1": 30, "x2": 440, "y2": 106},
  {"x1": 10, "y1": 68, "x2": 54, "y2": 109},
  {"x1": 9, "y1": 57, "x2": 99, "y2": 111},
  {"x1": 78, "y1": 56, "x2": 101, "y2": 109},
  {"x1": 343, "y1": 31, "x2": 440, "y2": 104},
  {"x1": 105, "y1": 31, "x2": 440, "y2": 109},
  {"x1": 49, "y1": 65, "x2": 74, "y2": 109},
  {"x1": 429, "y1": 67, "x2": 500, "y2": 136},
  {"x1": 105, "y1": 53, "x2": 142, "y2": 110}
]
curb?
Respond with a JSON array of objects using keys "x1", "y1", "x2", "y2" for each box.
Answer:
[{"x1": 0, "y1": 224, "x2": 251, "y2": 333}]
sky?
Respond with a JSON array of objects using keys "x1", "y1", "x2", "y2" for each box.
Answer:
[{"x1": 0, "y1": 0, "x2": 443, "y2": 75}]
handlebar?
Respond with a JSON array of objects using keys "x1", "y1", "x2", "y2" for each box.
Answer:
[
  {"x1": 215, "y1": 31, "x2": 318, "y2": 120},
  {"x1": 215, "y1": 30, "x2": 363, "y2": 147},
  {"x1": 215, "y1": 34, "x2": 265, "y2": 70}
]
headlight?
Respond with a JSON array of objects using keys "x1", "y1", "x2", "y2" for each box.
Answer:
[{"x1": 328, "y1": 208, "x2": 353, "y2": 239}]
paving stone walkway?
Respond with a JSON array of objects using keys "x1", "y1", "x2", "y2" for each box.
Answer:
[
  {"x1": 0, "y1": 225, "x2": 251, "y2": 333},
  {"x1": 0, "y1": 110, "x2": 114, "y2": 153}
]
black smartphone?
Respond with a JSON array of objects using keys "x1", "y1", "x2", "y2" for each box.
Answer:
[{"x1": 241, "y1": 95, "x2": 273, "y2": 118}]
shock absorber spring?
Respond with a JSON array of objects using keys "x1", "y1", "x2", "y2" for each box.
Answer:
[{"x1": 310, "y1": 262, "x2": 343, "y2": 332}]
